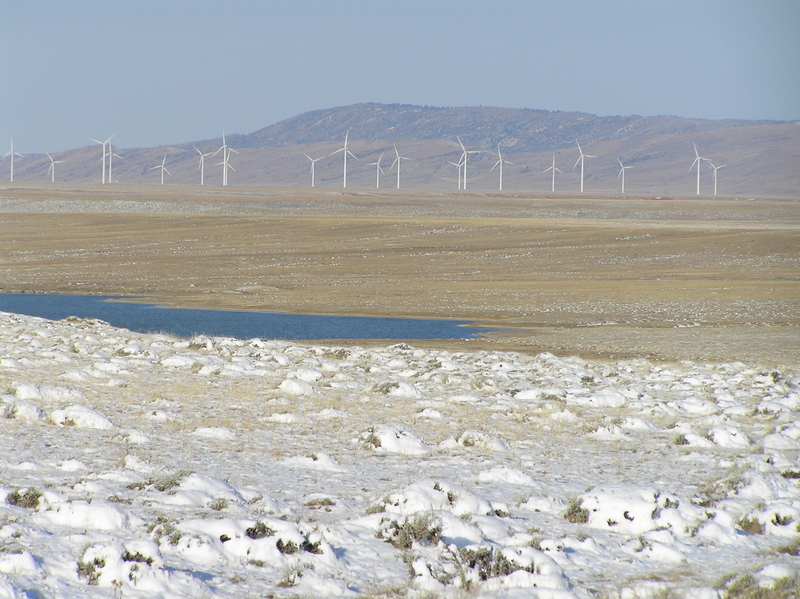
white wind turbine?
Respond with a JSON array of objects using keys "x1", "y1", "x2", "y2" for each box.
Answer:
[
  {"x1": 89, "y1": 134, "x2": 115, "y2": 184},
  {"x1": 193, "y1": 146, "x2": 213, "y2": 186},
  {"x1": 572, "y1": 140, "x2": 596, "y2": 193},
  {"x1": 3, "y1": 138, "x2": 23, "y2": 182},
  {"x1": 448, "y1": 156, "x2": 465, "y2": 190},
  {"x1": 706, "y1": 160, "x2": 726, "y2": 196},
  {"x1": 490, "y1": 144, "x2": 513, "y2": 191},
  {"x1": 151, "y1": 154, "x2": 171, "y2": 185},
  {"x1": 330, "y1": 130, "x2": 357, "y2": 188},
  {"x1": 303, "y1": 153, "x2": 324, "y2": 188},
  {"x1": 543, "y1": 153, "x2": 562, "y2": 192},
  {"x1": 617, "y1": 158, "x2": 634, "y2": 194},
  {"x1": 391, "y1": 143, "x2": 410, "y2": 190},
  {"x1": 367, "y1": 152, "x2": 385, "y2": 189},
  {"x1": 456, "y1": 137, "x2": 480, "y2": 191},
  {"x1": 46, "y1": 153, "x2": 65, "y2": 183},
  {"x1": 107, "y1": 143, "x2": 122, "y2": 184},
  {"x1": 212, "y1": 132, "x2": 238, "y2": 187},
  {"x1": 689, "y1": 143, "x2": 708, "y2": 196}
]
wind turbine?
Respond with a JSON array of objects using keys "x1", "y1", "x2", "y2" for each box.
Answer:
[
  {"x1": 303, "y1": 153, "x2": 323, "y2": 188},
  {"x1": 107, "y1": 143, "x2": 122, "y2": 184},
  {"x1": 490, "y1": 144, "x2": 513, "y2": 191},
  {"x1": 89, "y1": 134, "x2": 115, "y2": 184},
  {"x1": 543, "y1": 153, "x2": 562, "y2": 192},
  {"x1": 572, "y1": 141, "x2": 596, "y2": 193},
  {"x1": 151, "y1": 154, "x2": 171, "y2": 185},
  {"x1": 330, "y1": 130, "x2": 357, "y2": 188},
  {"x1": 46, "y1": 153, "x2": 65, "y2": 183},
  {"x1": 689, "y1": 143, "x2": 707, "y2": 196},
  {"x1": 367, "y1": 152, "x2": 385, "y2": 189},
  {"x1": 193, "y1": 146, "x2": 213, "y2": 186},
  {"x1": 448, "y1": 156, "x2": 465, "y2": 190},
  {"x1": 212, "y1": 132, "x2": 238, "y2": 186},
  {"x1": 3, "y1": 138, "x2": 23, "y2": 182},
  {"x1": 617, "y1": 158, "x2": 634, "y2": 194},
  {"x1": 456, "y1": 137, "x2": 480, "y2": 191},
  {"x1": 391, "y1": 143, "x2": 410, "y2": 190},
  {"x1": 706, "y1": 160, "x2": 726, "y2": 196}
]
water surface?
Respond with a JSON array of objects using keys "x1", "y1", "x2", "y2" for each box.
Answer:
[{"x1": 0, "y1": 293, "x2": 494, "y2": 341}]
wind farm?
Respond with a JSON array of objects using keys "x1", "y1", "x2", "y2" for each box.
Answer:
[{"x1": 1, "y1": 104, "x2": 798, "y2": 195}]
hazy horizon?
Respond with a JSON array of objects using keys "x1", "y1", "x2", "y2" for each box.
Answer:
[{"x1": 2, "y1": 0, "x2": 798, "y2": 154}]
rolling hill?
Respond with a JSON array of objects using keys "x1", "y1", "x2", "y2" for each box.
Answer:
[{"x1": 4, "y1": 103, "x2": 799, "y2": 196}]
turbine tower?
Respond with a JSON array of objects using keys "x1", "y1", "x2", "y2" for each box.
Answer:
[
  {"x1": 617, "y1": 158, "x2": 634, "y2": 194},
  {"x1": 367, "y1": 152, "x2": 385, "y2": 189},
  {"x1": 107, "y1": 143, "x2": 122, "y2": 184},
  {"x1": 194, "y1": 146, "x2": 213, "y2": 186},
  {"x1": 707, "y1": 160, "x2": 726, "y2": 196},
  {"x1": 572, "y1": 141, "x2": 596, "y2": 193},
  {"x1": 456, "y1": 137, "x2": 479, "y2": 191},
  {"x1": 543, "y1": 153, "x2": 562, "y2": 192},
  {"x1": 303, "y1": 153, "x2": 323, "y2": 188},
  {"x1": 151, "y1": 154, "x2": 171, "y2": 185},
  {"x1": 330, "y1": 130, "x2": 357, "y2": 188},
  {"x1": 3, "y1": 138, "x2": 23, "y2": 182},
  {"x1": 448, "y1": 157, "x2": 464, "y2": 190},
  {"x1": 490, "y1": 144, "x2": 513, "y2": 191},
  {"x1": 46, "y1": 153, "x2": 66, "y2": 183},
  {"x1": 391, "y1": 143, "x2": 410, "y2": 190},
  {"x1": 89, "y1": 134, "x2": 115, "y2": 184},
  {"x1": 689, "y1": 143, "x2": 707, "y2": 196},
  {"x1": 448, "y1": 156, "x2": 465, "y2": 190},
  {"x1": 212, "y1": 132, "x2": 238, "y2": 187}
]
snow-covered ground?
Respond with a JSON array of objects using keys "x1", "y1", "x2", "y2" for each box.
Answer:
[{"x1": 1, "y1": 310, "x2": 799, "y2": 598}]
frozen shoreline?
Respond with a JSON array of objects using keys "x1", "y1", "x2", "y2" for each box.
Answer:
[{"x1": 1, "y1": 310, "x2": 799, "y2": 597}]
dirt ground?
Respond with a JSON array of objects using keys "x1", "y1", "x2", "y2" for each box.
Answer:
[{"x1": 1, "y1": 184, "x2": 798, "y2": 366}]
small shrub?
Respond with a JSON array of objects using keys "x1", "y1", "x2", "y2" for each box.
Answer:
[
  {"x1": 122, "y1": 550, "x2": 154, "y2": 566},
  {"x1": 245, "y1": 521, "x2": 275, "y2": 540},
  {"x1": 209, "y1": 498, "x2": 228, "y2": 511},
  {"x1": 776, "y1": 539, "x2": 800, "y2": 556},
  {"x1": 772, "y1": 513, "x2": 795, "y2": 526},
  {"x1": 385, "y1": 513, "x2": 442, "y2": 549},
  {"x1": 276, "y1": 538, "x2": 299, "y2": 554},
  {"x1": 673, "y1": 434, "x2": 690, "y2": 446},
  {"x1": 737, "y1": 516, "x2": 765, "y2": 535},
  {"x1": 300, "y1": 536, "x2": 324, "y2": 554},
  {"x1": 152, "y1": 470, "x2": 191, "y2": 492},
  {"x1": 6, "y1": 488, "x2": 42, "y2": 509},
  {"x1": 77, "y1": 557, "x2": 105, "y2": 585},
  {"x1": 564, "y1": 498, "x2": 589, "y2": 524},
  {"x1": 304, "y1": 497, "x2": 336, "y2": 508},
  {"x1": 458, "y1": 546, "x2": 523, "y2": 581}
]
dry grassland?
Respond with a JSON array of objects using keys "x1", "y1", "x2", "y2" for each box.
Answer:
[{"x1": 1, "y1": 184, "x2": 798, "y2": 365}]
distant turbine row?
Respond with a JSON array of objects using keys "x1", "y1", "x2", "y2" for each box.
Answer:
[{"x1": 2, "y1": 135, "x2": 728, "y2": 195}]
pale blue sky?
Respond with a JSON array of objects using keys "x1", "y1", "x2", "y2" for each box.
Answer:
[{"x1": 2, "y1": 0, "x2": 798, "y2": 153}]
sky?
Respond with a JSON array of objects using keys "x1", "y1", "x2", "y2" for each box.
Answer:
[{"x1": 2, "y1": 0, "x2": 799, "y2": 154}]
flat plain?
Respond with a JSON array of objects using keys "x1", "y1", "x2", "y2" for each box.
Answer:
[{"x1": 1, "y1": 184, "x2": 797, "y2": 365}]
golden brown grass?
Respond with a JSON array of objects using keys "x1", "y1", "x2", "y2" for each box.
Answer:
[{"x1": 1, "y1": 184, "x2": 797, "y2": 365}]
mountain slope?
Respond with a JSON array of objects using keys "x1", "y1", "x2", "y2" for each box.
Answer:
[
  {"x1": 229, "y1": 103, "x2": 779, "y2": 153},
  {"x1": 4, "y1": 103, "x2": 798, "y2": 196}
]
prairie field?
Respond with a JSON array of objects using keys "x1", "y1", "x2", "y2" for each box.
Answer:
[{"x1": 1, "y1": 184, "x2": 798, "y2": 365}]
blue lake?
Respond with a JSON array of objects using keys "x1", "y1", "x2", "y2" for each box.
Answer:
[{"x1": 0, "y1": 294, "x2": 495, "y2": 341}]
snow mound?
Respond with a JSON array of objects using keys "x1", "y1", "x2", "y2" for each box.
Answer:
[
  {"x1": 50, "y1": 404, "x2": 115, "y2": 429},
  {"x1": 0, "y1": 395, "x2": 46, "y2": 423},
  {"x1": 278, "y1": 378, "x2": 316, "y2": 395},
  {"x1": 190, "y1": 426, "x2": 235, "y2": 440},
  {"x1": 360, "y1": 423, "x2": 428, "y2": 455}
]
